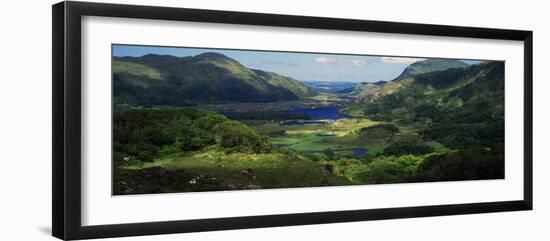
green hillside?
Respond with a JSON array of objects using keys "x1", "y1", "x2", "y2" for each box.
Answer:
[
  {"x1": 349, "y1": 60, "x2": 468, "y2": 108},
  {"x1": 361, "y1": 61, "x2": 504, "y2": 150},
  {"x1": 392, "y1": 59, "x2": 468, "y2": 81},
  {"x1": 112, "y1": 52, "x2": 316, "y2": 106},
  {"x1": 338, "y1": 61, "x2": 505, "y2": 183}
]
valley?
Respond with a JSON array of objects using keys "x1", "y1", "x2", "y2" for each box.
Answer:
[{"x1": 111, "y1": 49, "x2": 505, "y2": 195}]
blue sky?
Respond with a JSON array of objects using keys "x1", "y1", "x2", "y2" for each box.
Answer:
[{"x1": 113, "y1": 45, "x2": 480, "y2": 82}]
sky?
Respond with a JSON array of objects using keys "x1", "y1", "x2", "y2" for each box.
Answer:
[{"x1": 113, "y1": 45, "x2": 480, "y2": 83}]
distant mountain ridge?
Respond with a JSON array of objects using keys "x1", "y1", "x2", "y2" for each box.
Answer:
[
  {"x1": 392, "y1": 59, "x2": 469, "y2": 81},
  {"x1": 347, "y1": 60, "x2": 504, "y2": 146},
  {"x1": 113, "y1": 52, "x2": 316, "y2": 106},
  {"x1": 351, "y1": 59, "x2": 470, "y2": 104}
]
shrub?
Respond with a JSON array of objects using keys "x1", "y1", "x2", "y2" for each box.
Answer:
[
  {"x1": 359, "y1": 155, "x2": 424, "y2": 184},
  {"x1": 212, "y1": 120, "x2": 266, "y2": 149},
  {"x1": 383, "y1": 143, "x2": 434, "y2": 156},
  {"x1": 358, "y1": 124, "x2": 399, "y2": 141},
  {"x1": 417, "y1": 146, "x2": 504, "y2": 181}
]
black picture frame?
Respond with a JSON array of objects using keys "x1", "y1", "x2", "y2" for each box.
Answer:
[{"x1": 52, "y1": 1, "x2": 533, "y2": 240}]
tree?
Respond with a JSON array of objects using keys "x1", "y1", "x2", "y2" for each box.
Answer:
[{"x1": 323, "y1": 148, "x2": 335, "y2": 160}]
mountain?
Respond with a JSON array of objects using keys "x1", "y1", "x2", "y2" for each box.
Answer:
[
  {"x1": 358, "y1": 61, "x2": 504, "y2": 149},
  {"x1": 352, "y1": 81, "x2": 387, "y2": 103},
  {"x1": 392, "y1": 59, "x2": 468, "y2": 81},
  {"x1": 112, "y1": 53, "x2": 315, "y2": 106},
  {"x1": 352, "y1": 59, "x2": 470, "y2": 104}
]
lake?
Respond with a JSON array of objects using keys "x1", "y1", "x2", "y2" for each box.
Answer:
[
  {"x1": 352, "y1": 148, "x2": 368, "y2": 157},
  {"x1": 285, "y1": 106, "x2": 350, "y2": 120}
]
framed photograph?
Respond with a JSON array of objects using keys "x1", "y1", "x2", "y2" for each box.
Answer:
[{"x1": 52, "y1": 1, "x2": 533, "y2": 240}]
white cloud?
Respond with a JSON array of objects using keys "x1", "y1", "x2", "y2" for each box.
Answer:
[
  {"x1": 314, "y1": 57, "x2": 367, "y2": 66},
  {"x1": 381, "y1": 57, "x2": 426, "y2": 64}
]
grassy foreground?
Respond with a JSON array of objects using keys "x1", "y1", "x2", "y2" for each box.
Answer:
[
  {"x1": 113, "y1": 108, "x2": 504, "y2": 195},
  {"x1": 115, "y1": 146, "x2": 351, "y2": 194}
]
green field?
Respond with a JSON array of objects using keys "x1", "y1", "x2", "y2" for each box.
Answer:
[
  {"x1": 250, "y1": 118, "x2": 420, "y2": 156},
  {"x1": 253, "y1": 118, "x2": 382, "y2": 150}
]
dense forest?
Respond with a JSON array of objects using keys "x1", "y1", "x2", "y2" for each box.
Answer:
[{"x1": 112, "y1": 52, "x2": 504, "y2": 195}]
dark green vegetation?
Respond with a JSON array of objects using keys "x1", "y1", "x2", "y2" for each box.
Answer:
[
  {"x1": 341, "y1": 60, "x2": 505, "y2": 183},
  {"x1": 113, "y1": 109, "x2": 350, "y2": 194},
  {"x1": 113, "y1": 53, "x2": 315, "y2": 108},
  {"x1": 357, "y1": 61, "x2": 504, "y2": 149},
  {"x1": 112, "y1": 54, "x2": 505, "y2": 195}
]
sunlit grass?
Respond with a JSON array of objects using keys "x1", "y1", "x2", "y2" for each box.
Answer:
[
  {"x1": 112, "y1": 60, "x2": 163, "y2": 80},
  {"x1": 256, "y1": 118, "x2": 386, "y2": 153},
  {"x1": 125, "y1": 147, "x2": 351, "y2": 188}
]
